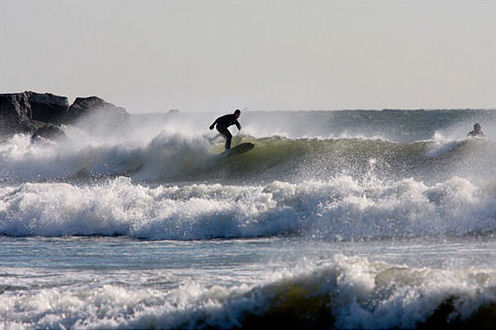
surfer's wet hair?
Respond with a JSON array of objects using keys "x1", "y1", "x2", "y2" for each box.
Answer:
[{"x1": 234, "y1": 109, "x2": 241, "y2": 114}]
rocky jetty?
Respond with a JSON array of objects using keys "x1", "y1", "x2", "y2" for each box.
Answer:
[
  {"x1": 0, "y1": 93, "x2": 33, "y2": 136},
  {"x1": 27, "y1": 92, "x2": 69, "y2": 124},
  {"x1": 0, "y1": 91, "x2": 129, "y2": 141}
]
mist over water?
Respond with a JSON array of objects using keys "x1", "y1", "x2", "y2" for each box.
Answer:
[{"x1": 2, "y1": 109, "x2": 496, "y2": 329}]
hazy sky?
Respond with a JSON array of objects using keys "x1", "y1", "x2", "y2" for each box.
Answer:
[{"x1": 1, "y1": 0, "x2": 495, "y2": 112}]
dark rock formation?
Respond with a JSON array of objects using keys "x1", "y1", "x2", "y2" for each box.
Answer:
[
  {"x1": 0, "y1": 93, "x2": 33, "y2": 137},
  {"x1": 65, "y1": 96, "x2": 129, "y2": 136},
  {"x1": 0, "y1": 91, "x2": 129, "y2": 141},
  {"x1": 65, "y1": 96, "x2": 128, "y2": 124},
  {"x1": 26, "y1": 91, "x2": 69, "y2": 124}
]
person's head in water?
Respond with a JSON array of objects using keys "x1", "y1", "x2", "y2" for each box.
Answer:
[
  {"x1": 468, "y1": 122, "x2": 484, "y2": 137},
  {"x1": 234, "y1": 109, "x2": 241, "y2": 118}
]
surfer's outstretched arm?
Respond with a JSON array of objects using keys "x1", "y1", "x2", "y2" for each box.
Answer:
[{"x1": 209, "y1": 117, "x2": 219, "y2": 130}]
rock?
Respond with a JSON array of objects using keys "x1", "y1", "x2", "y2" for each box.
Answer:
[
  {"x1": 65, "y1": 96, "x2": 129, "y2": 136},
  {"x1": 0, "y1": 93, "x2": 33, "y2": 137},
  {"x1": 1, "y1": 92, "x2": 129, "y2": 140},
  {"x1": 31, "y1": 123, "x2": 67, "y2": 142},
  {"x1": 26, "y1": 91, "x2": 69, "y2": 124},
  {"x1": 65, "y1": 96, "x2": 128, "y2": 123}
]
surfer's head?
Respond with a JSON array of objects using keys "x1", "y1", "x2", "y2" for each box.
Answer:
[
  {"x1": 474, "y1": 123, "x2": 481, "y2": 131},
  {"x1": 234, "y1": 109, "x2": 241, "y2": 118}
]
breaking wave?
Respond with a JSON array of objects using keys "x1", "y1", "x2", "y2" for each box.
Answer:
[
  {"x1": 2, "y1": 175, "x2": 495, "y2": 240},
  {"x1": 1, "y1": 130, "x2": 495, "y2": 184},
  {"x1": 2, "y1": 255, "x2": 496, "y2": 329}
]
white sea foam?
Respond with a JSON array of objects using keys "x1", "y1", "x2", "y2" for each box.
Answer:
[
  {"x1": 1, "y1": 175, "x2": 495, "y2": 240},
  {"x1": 423, "y1": 132, "x2": 462, "y2": 158}
]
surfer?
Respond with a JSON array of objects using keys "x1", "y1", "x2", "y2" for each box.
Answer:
[
  {"x1": 209, "y1": 109, "x2": 241, "y2": 150},
  {"x1": 467, "y1": 123, "x2": 485, "y2": 137}
]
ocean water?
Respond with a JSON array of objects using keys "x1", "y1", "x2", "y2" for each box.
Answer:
[{"x1": 2, "y1": 109, "x2": 496, "y2": 329}]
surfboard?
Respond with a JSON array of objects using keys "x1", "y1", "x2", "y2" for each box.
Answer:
[{"x1": 223, "y1": 142, "x2": 254, "y2": 157}]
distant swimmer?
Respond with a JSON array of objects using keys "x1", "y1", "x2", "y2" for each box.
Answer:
[
  {"x1": 209, "y1": 109, "x2": 242, "y2": 150},
  {"x1": 467, "y1": 123, "x2": 485, "y2": 137}
]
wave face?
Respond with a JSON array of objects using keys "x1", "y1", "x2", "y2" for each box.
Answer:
[{"x1": 2, "y1": 128, "x2": 496, "y2": 184}]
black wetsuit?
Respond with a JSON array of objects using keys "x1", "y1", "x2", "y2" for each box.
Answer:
[
  {"x1": 468, "y1": 130, "x2": 484, "y2": 137},
  {"x1": 211, "y1": 114, "x2": 241, "y2": 149}
]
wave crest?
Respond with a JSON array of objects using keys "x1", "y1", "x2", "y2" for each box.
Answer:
[{"x1": 1, "y1": 176, "x2": 495, "y2": 240}]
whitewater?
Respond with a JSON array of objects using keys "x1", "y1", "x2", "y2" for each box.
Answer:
[{"x1": 2, "y1": 109, "x2": 496, "y2": 329}]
